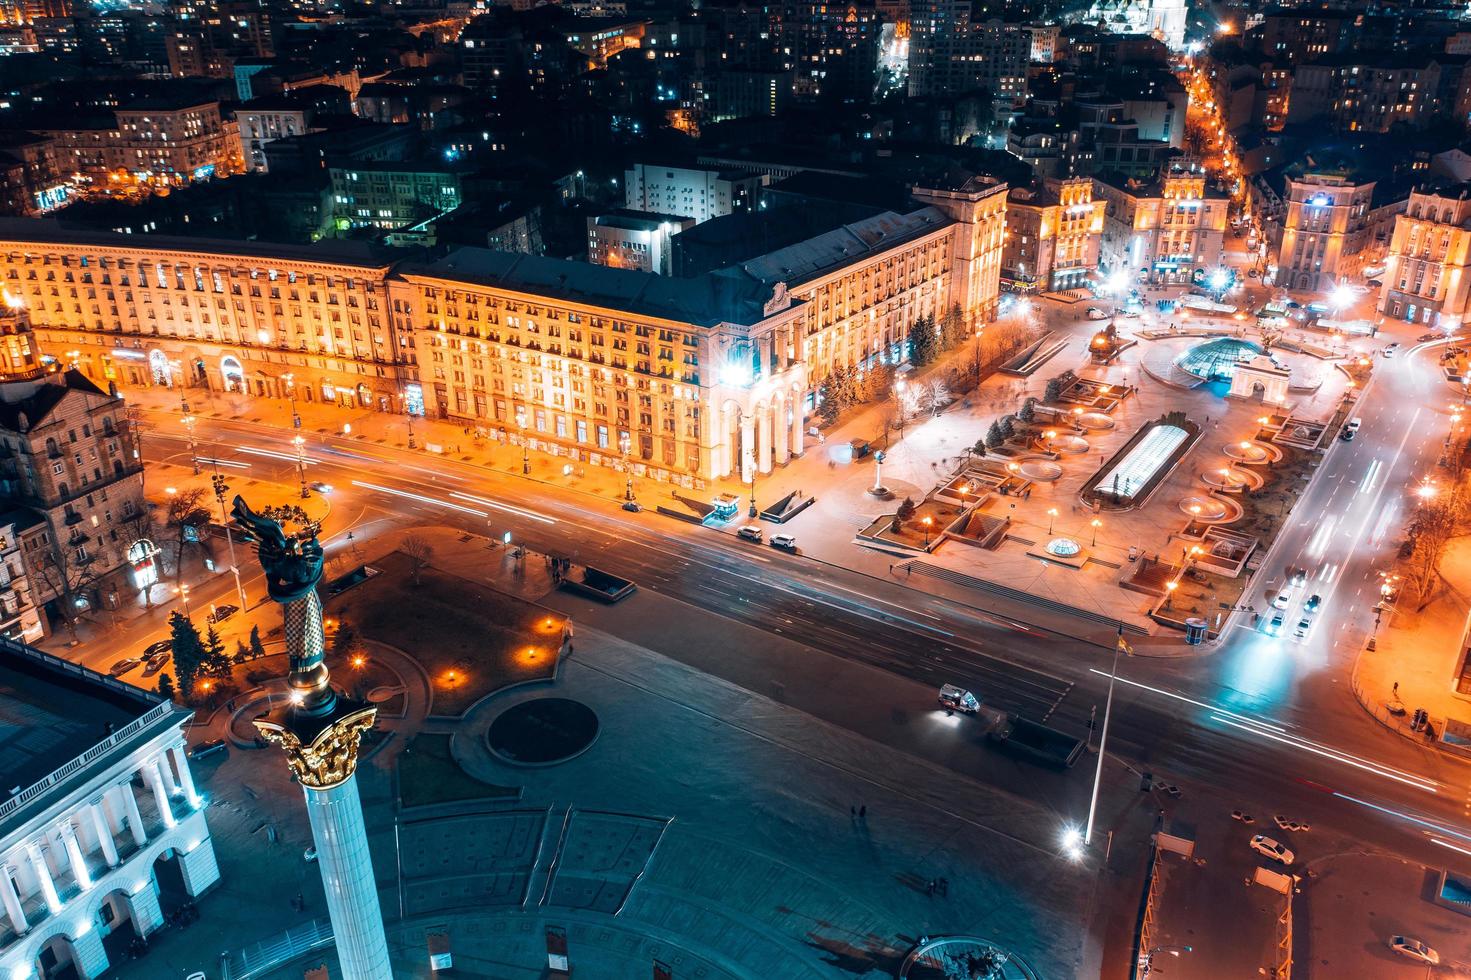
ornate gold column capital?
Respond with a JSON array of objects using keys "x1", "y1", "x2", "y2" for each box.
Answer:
[{"x1": 255, "y1": 706, "x2": 378, "y2": 789}]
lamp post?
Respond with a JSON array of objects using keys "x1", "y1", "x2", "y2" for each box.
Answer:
[
  {"x1": 748, "y1": 467, "x2": 758, "y2": 518},
  {"x1": 973, "y1": 326, "x2": 984, "y2": 379},
  {"x1": 516, "y1": 408, "x2": 530, "y2": 475},
  {"x1": 292, "y1": 434, "x2": 309, "y2": 499},
  {"x1": 619, "y1": 431, "x2": 635, "y2": 503},
  {"x1": 1164, "y1": 579, "x2": 1178, "y2": 610},
  {"x1": 1091, "y1": 517, "x2": 1102, "y2": 547},
  {"x1": 922, "y1": 515, "x2": 933, "y2": 548},
  {"x1": 210, "y1": 466, "x2": 247, "y2": 610},
  {"x1": 174, "y1": 582, "x2": 192, "y2": 620},
  {"x1": 1047, "y1": 507, "x2": 1058, "y2": 534},
  {"x1": 1085, "y1": 626, "x2": 1129, "y2": 846},
  {"x1": 180, "y1": 393, "x2": 199, "y2": 475}
]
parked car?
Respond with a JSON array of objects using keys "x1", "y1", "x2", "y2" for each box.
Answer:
[
  {"x1": 1249, "y1": 834, "x2": 1294, "y2": 865},
  {"x1": 143, "y1": 651, "x2": 171, "y2": 677},
  {"x1": 770, "y1": 533, "x2": 797, "y2": 551},
  {"x1": 207, "y1": 604, "x2": 239, "y2": 625},
  {"x1": 1366, "y1": 279, "x2": 1383, "y2": 288},
  {"x1": 109, "y1": 657, "x2": 143, "y2": 677},
  {"x1": 737, "y1": 525, "x2": 763, "y2": 542},
  {"x1": 303, "y1": 846, "x2": 318, "y2": 863},
  {"x1": 938, "y1": 684, "x2": 980, "y2": 714},
  {"x1": 1341, "y1": 417, "x2": 1361, "y2": 441},
  {"x1": 143, "y1": 639, "x2": 172, "y2": 658},
  {"x1": 1382, "y1": 343, "x2": 1401, "y2": 357},
  {"x1": 1418, "y1": 332, "x2": 1442, "y2": 343},
  {"x1": 1085, "y1": 307, "x2": 1108, "y2": 320},
  {"x1": 1389, "y1": 937, "x2": 1440, "y2": 965},
  {"x1": 189, "y1": 738, "x2": 227, "y2": 761}
]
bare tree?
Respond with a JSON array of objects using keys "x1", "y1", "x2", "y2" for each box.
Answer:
[
  {"x1": 1406, "y1": 481, "x2": 1468, "y2": 608},
  {"x1": 164, "y1": 487, "x2": 210, "y2": 582},
  {"x1": 401, "y1": 534, "x2": 434, "y2": 586},
  {"x1": 33, "y1": 542, "x2": 99, "y2": 644}
]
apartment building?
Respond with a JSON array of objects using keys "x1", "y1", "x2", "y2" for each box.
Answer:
[
  {"x1": 1378, "y1": 183, "x2": 1471, "y2": 327},
  {"x1": 1094, "y1": 163, "x2": 1229, "y2": 285},
  {"x1": 1269, "y1": 170, "x2": 1385, "y2": 291},
  {"x1": 586, "y1": 210, "x2": 695, "y2": 275},
  {"x1": 1001, "y1": 177, "x2": 1105, "y2": 293},
  {"x1": 38, "y1": 99, "x2": 241, "y2": 188},
  {"x1": 623, "y1": 163, "x2": 765, "y2": 225}
]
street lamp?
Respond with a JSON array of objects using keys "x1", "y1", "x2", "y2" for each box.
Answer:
[
  {"x1": 1164, "y1": 579, "x2": 1178, "y2": 610},
  {"x1": 173, "y1": 583, "x2": 192, "y2": 619},
  {"x1": 1085, "y1": 626, "x2": 1130, "y2": 846},
  {"x1": 516, "y1": 408, "x2": 530, "y2": 475},
  {"x1": 180, "y1": 393, "x2": 199, "y2": 475},
  {"x1": 210, "y1": 466, "x2": 247, "y2": 610},
  {"x1": 1091, "y1": 518, "x2": 1102, "y2": 547},
  {"x1": 619, "y1": 431, "x2": 635, "y2": 503},
  {"x1": 922, "y1": 515, "x2": 933, "y2": 548},
  {"x1": 292, "y1": 434, "x2": 309, "y2": 499},
  {"x1": 1047, "y1": 507, "x2": 1058, "y2": 534}
]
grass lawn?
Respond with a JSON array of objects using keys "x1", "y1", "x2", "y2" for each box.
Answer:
[
  {"x1": 326, "y1": 550, "x2": 563, "y2": 716},
  {"x1": 397, "y1": 733, "x2": 519, "y2": 809}
]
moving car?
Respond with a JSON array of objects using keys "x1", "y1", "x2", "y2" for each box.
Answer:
[
  {"x1": 1305, "y1": 594, "x2": 1322, "y2": 613},
  {"x1": 309, "y1": 481, "x2": 333, "y2": 493},
  {"x1": 770, "y1": 533, "x2": 797, "y2": 552},
  {"x1": 1271, "y1": 588, "x2": 1292, "y2": 610},
  {"x1": 109, "y1": 657, "x2": 142, "y2": 677},
  {"x1": 938, "y1": 684, "x2": 980, "y2": 714},
  {"x1": 1249, "y1": 834, "x2": 1294, "y2": 865},
  {"x1": 1389, "y1": 937, "x2": 1440, "y2": 965},
  {"x1": 189, "y1": 738, "x2": 227, "y2": 761},
  {"x1": 1293, "y1": 616, "x2": 1313, "y2": 640},
  {"x1": 1290, "y1": 567, "x2": 1307, "y2": 587},
  {"x1": 1382, "y1": 343, "x2": 1401, "y2": 357},
  {"x1": 737, "y1": 525, "x2": 763, "y2": 542},
  {"x1": 207, "y1": 604, "x2": 239, "y2": 625},
  {"x1": 1341, "y1": 417, "x2": 1361, "y2": 441},
  {"x1": 1267, "y1": 612, "x2": 1285, "y2": 636},
  {"x1": 1085, "y1": 307, "x2": 1108, "y2": 320}
]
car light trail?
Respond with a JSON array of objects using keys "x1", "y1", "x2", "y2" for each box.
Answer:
[
  {"x1": 1088, "y1": 670, "x2": 1441, "y2": 793},
  {"x1": 351, "y1": 480, "x2": 488, "y2": 517},
  {"x1": 1306, "y1": 516, "x2": 1337, "y2": 558},
  {"x1": 195, "y1": 456, "x2": 250, "y2": 469},
  {"x1": 240, "y1": 446, "x2": 317, "y2": 465},
  {"x1": 448, "y1": 491, "x2": 556, "y2": 525},
  {"x1": 1209, "y1": 714, "x2": 1437, "y2": 793},
  {"x1": 1428, "y1": 836, "x2": 1471, "y2": 858},
  {"x1": 1332, "y1": 792, "x2": 1471, "y2": 842},
  {"x1": 1357, "y1": 458, "x2": 1381, "y2": 496}
]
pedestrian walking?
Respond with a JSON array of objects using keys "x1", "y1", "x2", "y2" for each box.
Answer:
[
  {"x1": 926, "y1": 879, "x2": 936, "y2": 896},
  {"x1": 859, "y1": 805, "x2": 867, "y2": 819},
  {"x1": 905, "y1": 567, "x2": 911, "y2": 578},
  {"x1": 1392, "y1": 681, "x2": 1399, "y2": 697},
  {"x1": 938, "y1": 877, "x2": 949, "y2": 896},
  {"x1": 851, "y1": 805, "x2": 857, "y2": 818}
]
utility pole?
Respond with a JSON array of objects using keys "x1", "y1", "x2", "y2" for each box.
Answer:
[
  {"x1": 180, "y1": 393, "x2": 199, "y2": 474},
  {"x1": 210, "y1": 465, "x2": 248, "y2": 610},
  {"x1": 1086, "y1": 626, "x2": 1129, "y2": 846}
]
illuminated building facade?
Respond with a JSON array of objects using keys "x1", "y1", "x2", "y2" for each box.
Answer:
[
  {"x1": 1378, "y1": 183, "x2": 1471, "y2": 328},
  {"x1": 1094, "y1": 164, "x2": 1228, "y2": 285},
  {"x1": 0, "y1": 639, "x2": 218, "y2": 980},
  {"x1": 1001, "y1": 178, "x2": 1105, "y2": 293},
  {"x1": 1270, "y1": 171, "x2": 1378, "y2": 292},
  {"x1": 35, "y1": 100, "x2": 241, "y2": 190}
]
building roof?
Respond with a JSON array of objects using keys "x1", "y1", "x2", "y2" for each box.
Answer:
[
  {"x1": 0, "y1": 369, "x2": 107, "y2": 431},
  {"x1": 0, "y1": 218, "x2": 397, "y2": 269},
  {"x1": 399, "y1": 248, "x2": 777, "y2": 327},
  {"x1": 0, "y1": 639, "x2": 171, "y2": 836},
  {"x1": 592, "y1": 209, "x2": 693, "y2": 231},
  {"x1": 731, "y1": 207, "x2": 951, "y2": 288}
]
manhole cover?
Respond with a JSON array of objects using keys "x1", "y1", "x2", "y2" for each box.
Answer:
[{"x1": 487, "y1": 698, "x2": 599, "y2": 766}]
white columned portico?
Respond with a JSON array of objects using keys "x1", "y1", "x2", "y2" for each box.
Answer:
[
  {"x1": 60, "y1": 824, "x2": 91, "y2": 891},
  {"x1": 26, "y1": 843, "x2": 61, "y2": 914},
  {"x1": 774, "y1": 398, "x2": 789, "y2": 462},
  {"x1": 1, "y1": 863, "x2": 27, "y2": 933},
  {"x1": 116, "y1": 782, "x2": 147, "y2": 846},
  {"x1": 169, "y1": 745, "x2": 199, "y2": 806},
  {"x1": 739, "y1": 413, "x2": 755, "y2": 484},
  {"x1": 155, "y1": 753, "x2": 179, "y2": 797},
  {"x1": 789, "y1": 392, "x2": 805, "y2": 458},
  {"x1": 756, "y1": 406, "x2": 773, "y2": 474},
  {"x1": 144, "y1": 761, "x2": 175, "y2": 829},
  {"x1": 88, "y1": 801, "x2": 119, "y2": 867}
]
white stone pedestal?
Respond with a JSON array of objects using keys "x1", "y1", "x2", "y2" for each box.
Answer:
[{"x1": 304, "y1": 773, "x2": 392, "y2": 980}]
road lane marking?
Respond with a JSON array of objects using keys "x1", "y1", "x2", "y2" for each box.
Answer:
[
  {"x1": 195, "y1": 456, "x2": 250, "y2": 469},
  {"x1": 240, "y1": 446, "x2": 318, "y2": 465}
]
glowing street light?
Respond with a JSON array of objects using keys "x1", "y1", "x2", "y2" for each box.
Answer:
[
  {"x1": 922, "y1": 515, "x2": 934, "y2": 547},
  {"x1": 1047, "y1": 507, "x2": 1058, "y2": 534},
  {"x1": 1091, "y1": 518, "x2": 1102, "y2": 546},
  {"x1": 292, "y1": 433, "x2": 309, "y2": 499}
]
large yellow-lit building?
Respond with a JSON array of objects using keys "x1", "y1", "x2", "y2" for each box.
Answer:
[
  {"x1": 1094, "y1": 163, "x2": 1229, "y2": 285},
  {"x1": 0, "y1": 176, "x2": 1009, "y2": 485},
  {"x1": 1000, "y1": 177, "x2": 1104, "y2": 293},
  {"x1": 1378, "y1": 183, "x2": 1471, "y2": 328}
]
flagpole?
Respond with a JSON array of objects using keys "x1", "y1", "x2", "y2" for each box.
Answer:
[{"x1": 1086, "y1": 624, "x2": 1127, "y2": 846}]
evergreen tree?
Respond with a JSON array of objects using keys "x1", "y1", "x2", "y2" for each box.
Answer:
[
  {"x1": 168, "y1": 612, "x2": 205, "y2": 696},
  {"x1": 986, "y1": 420, "x2": 1005, "y2": 449},
  {"x1": 864, "y1": 361, "x2": 896, "y2": 403},
  {"x1": 235, "y1": 639, "x2": 251, "y2": 664},
  {"x1": 907, "y1": 315, "x2": 939, "y2": 366},
  {"x1": 1019, "y1": 397, "x2": 1037, "y2": 423},
  {"x1": 971, "y1": 438, "x2": 988, "y2": 458},
  {"x1": 1044, "y1": 377, "x2": 1062, "y2": 403},
  {"x1": 157, "y1": 672, "x2": 176, "y2": 701},
  {"x1": 817, "y1": 391, "x2": 841, "y2": 424},
  {"x1": 940, "y1": 304, "x2": 967, "y2": 349},
  {"x1": 894, "y1": 496, "x2": 916, "y2": 532},
  {"x1": 248, "y1": 624, "x2": 265, "y2": 659},
  {"x1": 999, "y1": 415, "x2": 1016, "y2": 439},
  {"x1": 202, "y1": 623, "x2": 230, "y2": 679}
]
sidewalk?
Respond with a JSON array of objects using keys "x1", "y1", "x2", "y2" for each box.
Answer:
[{"x1": 1352, "y1": 538, "x2": 1471, "y2": 754}]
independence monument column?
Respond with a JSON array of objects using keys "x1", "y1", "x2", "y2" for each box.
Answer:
[{"x1": 232, "y1": 496, "x2": 392, "y2": 980}]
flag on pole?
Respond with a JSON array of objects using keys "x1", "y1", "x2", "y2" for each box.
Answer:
[{"x1": 1116, "y1": 623, "x2": 1133, "y2": 656}]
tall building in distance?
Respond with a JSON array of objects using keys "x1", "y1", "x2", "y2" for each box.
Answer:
[
  {"x1": 1378, "y1": 183, "x2": 1471, "y2": 328},
  {"x1": 1094, "y1": 162, "x2": 1229, "y2": 285},
  {"x1": 622, "y1": 163, "x2": 765, "y2": 225},
  {"x1": 1269, "y1": 170, "x2": 1380, "y2": 292},
  {"x1": 0, "y1": 637, "x2": 219, "y2": 980}
]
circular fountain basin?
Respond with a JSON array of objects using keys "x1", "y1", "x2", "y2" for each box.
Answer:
[
  {"x1": 1019, "y1": 461, "x2": 1063, "y2": 481},
  {"x1": 1224, "y1": 441, "x2": 1271, "y2": 464},
  {"x1": 1054, "y1": 435, "x2": 1090, "y2": 454},
  {"x1": 1078, "y1": 412, "x2": 1114, "y2": 430},
  {"x1": 1179, "y1": 495, "x2": 1229, "y2": 521},
  {"x1": 1201, "y1": 468, "x2": 1254, "y2": 491}
]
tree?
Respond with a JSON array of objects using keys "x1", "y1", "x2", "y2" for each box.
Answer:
[
  {"x1": 401, "y1": 534, "x2": 434, "y2": 586},
  {"x1": 248, "y1": 624, "x2": 266, "y2": 659},
  {"x1": 118, "y1": 507, "x2": 157, "y2": 606},
  {"x1": 168, "y1": 611, "x2": 205, "y2": 697},
  {"x1": 986, "y1": 420, "x2": 1005, "y2": 449},
  {"x1": 971, "y1": 438, "x2": 988, "y2": 459},
  {"x1": 940, "y1": 303, "x2": 968, "y2": 349},
  {"x1": 1406, "y1": 482, "x2": 1468, "y2": 607},
  {"x1": 907, "y1": 314, "x2": 939, "y2": 367},
  {"x1": 201, "y1": 623, "x2": 231, "y2": 678},
  {"x1": 157, "y1": 672, "x2": 176, "y2": 701},
  {"x1": 234, "y1": 639, "x2": 251, "y2": 664},
  {"x1": 999, "y1": 415, "x2": 1016, "y2": 439},
  {"x1": 863, "y1": 361, "x2": 897, "y2": 403},
  {"x1": 164, "y1": 487, "x2": 210, "y2": 582},
  {"x1": 33, "y1": 544, "x2": 99, "y2": 644},
  {"x1": 893, "y1": 496, "x2": 916, "y2": 532},
  {"x1": 918, "y1": 379, "x2": 950, "y2": 416},
  {"x1": 331, "y1": 621, "x2": 362, "y2": 661},
  {"x1": 1018, "y1": 397, "x2": 1037, "y2": 423},
  {"x1": 1044, "y1": 377, "x2": 1063, "y2": 403}
]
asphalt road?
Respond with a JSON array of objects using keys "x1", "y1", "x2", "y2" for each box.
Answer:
[{"x1": 127, "y1": 389, "x2": 1471, "y2": 888}]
